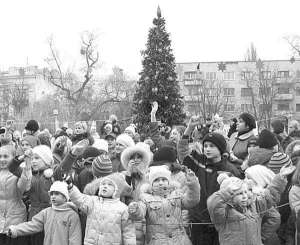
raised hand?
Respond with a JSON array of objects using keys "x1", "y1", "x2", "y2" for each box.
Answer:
[
  {"x1": 151, "y1": 101, "x2": 158, "y2": 114},
  {"x1": 128, "y1": 202, "x2": 139, "y2": 214},
  {"x1": 280, "y1": 163, "x2": 296, "y2": 178},
  {"x1": 71, "y1": 139, "x2": 89, "y2": 156}
]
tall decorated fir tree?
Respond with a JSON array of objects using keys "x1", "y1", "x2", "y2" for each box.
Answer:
[{"x1": 133, "y1": 6, "x2": 185, "y2": 131}]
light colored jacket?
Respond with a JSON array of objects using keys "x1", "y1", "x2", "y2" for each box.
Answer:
[
  {"x1": 0, "y1": 168, "x2": 31, "y2": 232},
  {"x1": 130, "y1": 176, "x2": 200, "y2": 245},
  {"x1": 9, "y1": 203, "x2": 81, "y2": 245},
  {"x1": 69, "y1": 185, "x2": 136, "y2": 245},
  {"x1": 207, "y1": 174, "x2": 286, "y2": 245}
]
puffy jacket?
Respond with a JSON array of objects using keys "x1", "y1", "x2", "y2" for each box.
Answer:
[
  {"x1": 69, "y1": 186, "x2": 136, "y2": 245},
  {"x1": 130, "y1": 176, "x2": 200, "y2": 245},
  {"x1": 0, "y1": 167, "x2": 31, "y2": 232},
  {"x1": 9, "y1": 203, "x2": 81, "y2": 245},
  {"x1": 207, "y1": 174, "x2": 286, "y2": 245}
]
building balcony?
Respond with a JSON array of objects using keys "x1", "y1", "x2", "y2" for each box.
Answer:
[
  {"x1": 275, "y1": 77, "x2": 295, "y2": 84},
  {"x1": 184, "y1": 79, "x2": 203, "y2": 86},
  {"x1": 274, "y1": 94, "x2": 294, "y2": 101}
]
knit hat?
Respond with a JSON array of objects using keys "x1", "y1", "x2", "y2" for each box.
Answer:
[
  {"x1": 25, "y1": 120, "x2": 39, "y2": 132},
  {"x1": 148, "y1": 166, "x2": 171, "y2": 186},
  {"x1": 245, "y1": 165, "x2": 275, "y2": 187},
  {"x1": 257, "y1": 129, "x2": 278, "y2": 149},
  {"x1": 271, "y1": 120, "x2": 285, "y2": 134},
  {"x1": 268, "y1": 152, "x2": 292, "y2": 174},
  {"x1": 151, "y1": 146, "x2": 177, "y2": 166},
  {"x1": 93, "y1": 139, "x2": 108, "y2": 153},
  {"x1": 219, "y1": 176, "x2": 243, "y2": 191},
  {"x1": 124, "y1": 125, "x2": 136, "y2": 135},
  {"x1": 21, "y1": 135, "x2": 39, "y2": 148},
  {"x1": 99, "y1": 173, "x2": 131, "y2": 198},
  {"x1": 203, "y1": 132, "x2": 227, "y2": 154},
  {"x1": 121, "y1": 142, "x2": 152, "y2": 170},
  {"x1": 79, "y1": 146, "x2": 102, "y2": 165},
  {"x1": 49, "y1": 181, "x2": 69, "y2": 201},
  {"x1": 239, "y1": 113, "x2": 256, "y2": 130},
  {"x1": 92, "y1": 153, "x2": 113, "y2": 178},
  {"x1": 116, "y1": 134, "x2": 135, "y2": 148},
  {"x1": 32, "y1": 145, "x2": 54, "y2": 167}
]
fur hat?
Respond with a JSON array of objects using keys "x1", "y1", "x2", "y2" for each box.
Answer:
[
  {"x1": 121, "y1": 142, "x2": 152, "y2": 170},
  {"x1": 99, "y1": 173, "x2": 132, "y2": 198},
  {"x1": 25, "y1": 120, "x2": 39, "y2": 132},
  {"x1": 124, "y1": 125, "x2": 136, "y2": 136},
  {"x1": 245, "y1": 165, "x2": 275, "y2": 187},
  {"x1": 49, "y1": 181, "x2": 69, "y2": 201},
  {"x1": 239, "y1": 113, "x2": 256, "y2": 130},
  {"x1": 203, "y1": 132, "x2": 227, "y2": 154},
  {"x1": 93, "y1": 139, "x2": 108, "y2": 153},
  {"x1": 151, "y1": 146, "x2": 177, "y2": 166},
  {"x1": 32, "y1": 145, "x2": 53, "y2": 167},
  {"x1": 148, "y1": 166, "x2": 171, "y2": 186},
  {"x1": 116, "y1": 134, "x2": 135, "y2": 148},
  {"x1": 257, "y1": 129, "x2": 278, "y2": 149},
  {"x1": 268, "y1": 152, "x2": 292, "y2": 174},
  {"x1": 22, "y1": 135, "x2": 40, "y2": 148},
  {"x1": 271, "y1": 120, "x2": 285, "y2": 134},
  {"x1": 92, "y1": 154, "x2": 112, "y2": 178}
]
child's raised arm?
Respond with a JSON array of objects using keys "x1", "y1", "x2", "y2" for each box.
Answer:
[
  {"x1": 181, "y1": 170, "x2": 200, "y2": 209},
  {"x1": 17, "y1": 150, "x2": 33, "y2": 194}
]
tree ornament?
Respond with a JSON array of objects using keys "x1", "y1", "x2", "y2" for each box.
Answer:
[
  {"x1": 157, "y1": 6, "x2": 162, "y2": 18},
  {"x1": 168, "y1": 76, "x2": 173, "y2": 81},
  {"x1": 172, "y1": 104, "x2": 175, "y2": 108},
  {"x1": 139, "y1": 100, "x2": 143, "y2": 104},
  {"x1": 152, "y1": 87, "x2": 158, "y2": 93},
  {"x1": 165, "y1": 96, "x2": 168, "y2": 100}
]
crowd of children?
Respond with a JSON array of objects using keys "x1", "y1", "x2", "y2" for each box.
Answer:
[{"x1": 0, "y1": 105, "x2": 299, "y2": 245}]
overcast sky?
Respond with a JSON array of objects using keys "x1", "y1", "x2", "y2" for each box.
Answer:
[{"x1": 1, "y1": 0, "x2": 300, "y2": 78}]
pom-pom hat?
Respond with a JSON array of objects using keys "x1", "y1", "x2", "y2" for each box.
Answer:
[
  {"x1": 25, "y1": 120, "x2": 39, "y2": 132},
  {"x1": 92, "y1": 154, "x2": 113, "y2": 178}
]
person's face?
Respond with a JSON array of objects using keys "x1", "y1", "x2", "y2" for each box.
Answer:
[
  {"x1": 152, "y1": 177, "x2": 169, "y2": 192},
  {"x1": 50, "y1": 191, "x2": 67, "y2": 206},
  {"x1": 0, "y1": 147, "x2": 13, "y2": 169},
  {"x1": 31, "y1": 153, "x2": 47, "y2": 171},
  {"x1": 203, "y1": 141, "x2": 221, "y2": 159},
  {"x1": 99, "y1": 179, "x2": 115, "y2": 198},
  {"x1": 115, "y1": 142, "x2": 126, "y2": 154},
  {"x1": 106, "y1": 137, "x2": 116, "y2": 150},
  {"x1": 124, "y1": 130, "x2": 134, "y2": 138},
  {"x1": 232, "y1": 184, "x2": 248, "y2": 207},
  {"x1": 21, "y1": 140, "x2": 32, "y2": 151},
  {"x1": 74, "y1": 124, "x2": 84, "y2": 135},
  {"x1": 170, "y1": 128, "x2": 180, "y2": 143},
  {"x1": 237, "y1": 118, "x2": 248, "y2": 132},
  {"x1": 289, "y1": 123, "x2": 296, "y2": 134},
  {"x1": 293, "y1": 144, "x2": 300, "y2": 152}
]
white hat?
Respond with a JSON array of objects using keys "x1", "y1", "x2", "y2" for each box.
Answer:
[
  {"x1": 33, "y1": 145, "x2": 54, "y2": 167},
  {"x1": 116, "y1": 134, "x2": 135, "y2": 148},
  {"x1": 220, "y1": 176, "x2": 244, "y2": 191},
  {"x1": 124, "y1": 126, "x2": 136, "y2": 135},
  {"x1": 121, "y1": 142, "x2": 152, "y2": 171},
  {"x1": 49, "y1": 181, "x2": 69, "y2": 201},
  {"x1": 245, "y1": 165, "x2": 275, "y2": 188},
  {"x1": 148, "y1": 166, "x2": 171, "y2": 186},
  {"x1": 93, "y1": 139, "x2": 108, "y2": 153}
]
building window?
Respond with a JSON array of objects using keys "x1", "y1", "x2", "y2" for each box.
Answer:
[
  {"x1": 241, "y1": 71, "x2": 253, "y2": 80},
  {"x1": 224, "y1": 104, "x2": 235, "y2": 111},
  {"x1": 278, "y1": 87, "x2": 290, "y2": 94},
  {"x1": 259, "y1": 87, "x2": 271, "y2": 96},
  {"x1": 205, "y1": 72, "x2": 216, "y2": 80},
  {"x1": 223, "y1": 88, "x2": 235, "y2": 96},
  {"x1": 223, "y1": 72, "x2": 235, "y2": 80},
  {"x1": 296, "y1": 88, "x2": 300, "y2": 96},
  {"x1": 277, "y1": 104, "x2": 289, "y2": 111},
  {"x1": 262, "y1": 71, "x2": 272, "y2": 79},
  {"x1": 296, "y1": 104, "x2": 300, "y2": 112},
  {"x1": 241, "y1": 104, "x2": 252, "y2": 112},
  {"x1": 241, "y1": 88, "x2": 252, "y2": 97},
  {"x1": 277, "y1": 71, "x2": 289, "y2": 78},
  {"x1": 184, "y1": 71, "x2": 197, "y2": 80},
  {"x1": 187, "y1": 86, "x2": 199, "y2": 96}
]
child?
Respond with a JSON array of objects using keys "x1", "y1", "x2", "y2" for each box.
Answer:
[
  {"x1": 66, "y1": 172, "x2": 136, "y2": 245},
  {"x1": 7, "y1": 181, "x2": 81, "y2": 245},
  {"x1": 0, "y1": 145, "x2": 32, "y2": 245},
  {"x1": 128, "y1": 166, "x2": 200, "y2": 245},
  {"x1": 207, "y1": 164, "x2": 295, "y2": 245}
]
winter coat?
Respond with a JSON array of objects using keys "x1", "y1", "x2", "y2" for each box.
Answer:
[
  {"x1": 69, "y1": 185, "x2": 136, "y2": 245},
  {"x1": 207, "y1": 174, "x2": 286, "y2": 245},
  {"x1": 182, "y1": 150, "x2": 242, "y2": 223},
  {"x1": 111, "y1": 152, "x2": 126, "y2": 173},
  {"x1": 261, "y1": 207, "x2": 281, "y2": 244},
  {"x1": 0, "y1": 167, "x2": 31, "y2": 233},
  {"x1": 285, "y1": 207, "x2": 300, "y2": 245},
  {"x1": 130, "y1": 177, "x2": 200, "y2": 245},
  {"x1": 229, "y1": 130, "x2": 256, "y2": 166},
  {"x1": 247, "y1": 148, "x2": 274, "y2": 167},
  {"x1": 9, "y1": 203, "x2": 82, "y2": 245}
]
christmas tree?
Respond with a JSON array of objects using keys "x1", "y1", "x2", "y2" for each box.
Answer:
[{"x1": 133, "y1": 6, "x2": 185, "y2": 131}]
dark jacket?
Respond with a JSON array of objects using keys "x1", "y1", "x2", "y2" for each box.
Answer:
[{"x1": 247, "y1": 148, "x2": 274, "y2": 167}]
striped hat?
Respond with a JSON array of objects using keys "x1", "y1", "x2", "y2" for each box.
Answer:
[
  {"x1": 92, "y1": 154, "x2": 113, "y2": 178},
  {"x1": 268, "y1": 152, "x2": 292, "y2": 174}
]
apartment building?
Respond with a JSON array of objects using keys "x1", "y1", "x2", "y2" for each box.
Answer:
[{"x1": 176, "y1": 59, "x2": 300, "y2": 121}]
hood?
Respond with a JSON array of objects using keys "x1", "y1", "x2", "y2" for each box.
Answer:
[{"x1": 247, "y1": 148, "x2": 274, "y2": 166}]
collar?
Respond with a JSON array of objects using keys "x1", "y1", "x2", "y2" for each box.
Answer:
[{"x1": 236, "y1": 130, "x2": 254, "y2": 140}]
